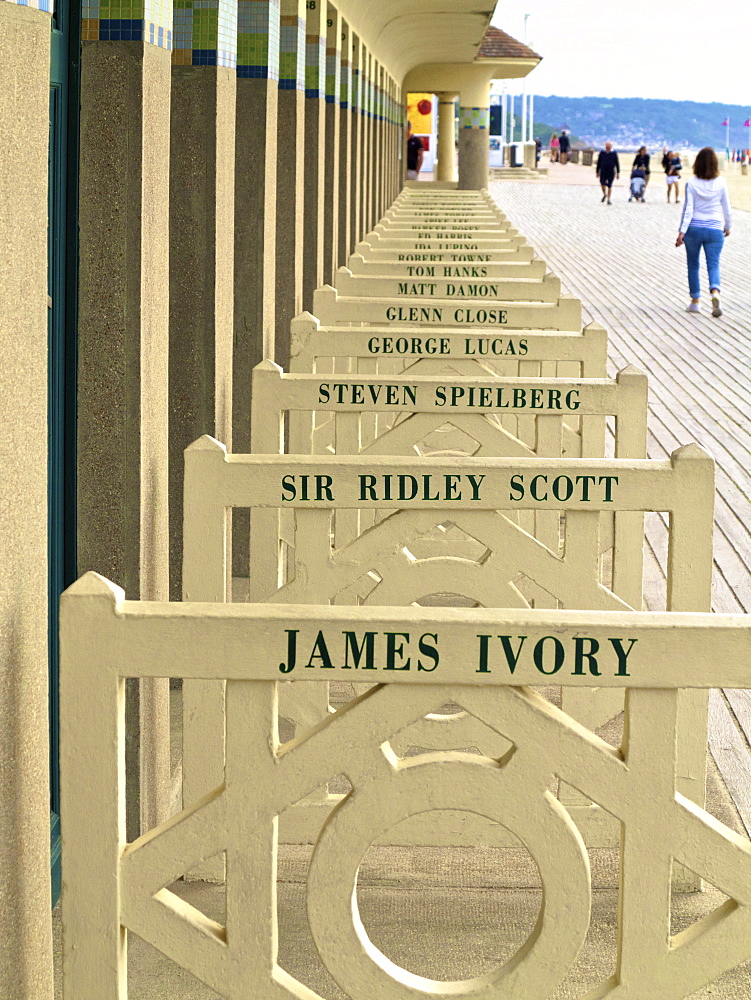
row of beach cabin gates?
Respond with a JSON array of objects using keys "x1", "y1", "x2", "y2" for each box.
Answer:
[{"x1": 60, "y1": 187, "x2": 751, "y2": 999}]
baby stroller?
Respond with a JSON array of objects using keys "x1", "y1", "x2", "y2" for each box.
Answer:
[{"x1": 629, "y1": 167, "x2": 646, "y2": 202}]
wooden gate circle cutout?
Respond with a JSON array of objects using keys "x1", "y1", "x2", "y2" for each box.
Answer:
[{"x1": 307, "y1": 756, "x2": 591, "y2": 1000}]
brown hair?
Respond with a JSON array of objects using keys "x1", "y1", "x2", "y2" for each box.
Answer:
[{"x1": 693, "y1": 147, "x2": 719, "y2": 180}]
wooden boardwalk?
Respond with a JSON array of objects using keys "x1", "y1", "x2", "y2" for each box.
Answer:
[{"x1": 492, "y1": 179, "x2": 751, "y2": 833}]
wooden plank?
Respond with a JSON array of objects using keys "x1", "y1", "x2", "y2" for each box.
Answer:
[
  {"x1": 725, "y1": 689, "x2": 751, "y2": 746},
  {"x1": 708, "y1": 689, "x2": 751, "y2": 837},
  {"x1": 492, "y1": 181, "x2": 751, "y2": 617}
]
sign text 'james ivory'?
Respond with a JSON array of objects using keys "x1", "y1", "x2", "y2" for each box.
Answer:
[{"x1": 278, "y1": 629, "x2": 638, "y2": 677}]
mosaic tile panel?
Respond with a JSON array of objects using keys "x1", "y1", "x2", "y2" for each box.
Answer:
[
  {"x1": 237, "y1": 0, "x2": 279, "y2": 79},
  {"x1": 349, "y1": 65, "x2": 359, "y2": 113},
  {"x1": 304, "y1": 32, "x2": 325, "y2": 97},
  {"x1": 278, "y1": 14, "x2": 303, "y2": 89},
  {"x1": 81, "y1": 0, "x2": 172, "y2": 46},
  {"x1": 459, "y1": 105, "x2": 490, "y2": 130},
  {"x1": 338, "y1": 56, "x2": 348, "y2": 109},
  {"x1": 172, "y1": 0, "x2": 237, "y2": 67},
  {"x1": 1, "y1": 0, "x2": 53, "y2": 14},
  {"x1": 325, "y1": 48, "x2": 339, "y2": 104}
]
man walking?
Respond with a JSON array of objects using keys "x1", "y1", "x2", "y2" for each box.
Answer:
[
  {"x1": 406, "y1": 121, "x2": 424, "y2": 180},
  {"x1": 596, "y1": 141, "x2": 620, "y2": 203},
  {"x1": 559, "y1": 129, "x2": 571, "y2": 165}
]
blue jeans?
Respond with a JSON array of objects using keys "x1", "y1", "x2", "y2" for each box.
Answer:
[{"x1": 683, "y1": 225, "x2": 724, "y2": 298}]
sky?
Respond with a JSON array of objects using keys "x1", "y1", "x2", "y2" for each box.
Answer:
[{"x1": 491, "y1": 1, "x2": 751, "y2": 105}]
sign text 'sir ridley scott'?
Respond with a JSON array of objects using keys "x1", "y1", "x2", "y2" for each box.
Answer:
[
  {"x1": 278, "y1": 630, "x2": 638, "y2": 677},
  {"x1": 280, "y1": 472, "x2": 620, "y2": 503}
]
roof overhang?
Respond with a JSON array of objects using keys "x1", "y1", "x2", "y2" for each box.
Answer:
[
  {"x1": 403, "y1": 57, "x2": 540, "y2": 105},
  {"x1": 340, "y1": 1, "x2": 497, "y2": 81}
]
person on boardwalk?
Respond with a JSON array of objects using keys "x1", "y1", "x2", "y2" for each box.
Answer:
[
  {"x1": 665, "y1": 150, "x2": 682, "y2": 203},
  {"x1": 632, "y1": 145, "x2": 651, "y2": 194},
  {"x1": 549, "y1": 133, "x2": 559, "y2": 162},
  {"x1": 406, "y1": 121, "x2": 424, "y2": 180},
  {"x1": 559, "y1": 129, "x2": 571, "y2": 164},
  {"x1": 675, "y1": 146, "x2": 731, "y2": 317},
  {"x1": 596, "y1": 141, "x2": 620, "y2": 203}
]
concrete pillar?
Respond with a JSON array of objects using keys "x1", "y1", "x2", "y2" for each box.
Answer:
[
  {"x1": 323, "y1": 4, "x2": 341, "y2": 278},
  {"x1": 234, "y1": 0, "x2": 279, "y2": 459},
  {"x1": 349, "y1": 35, "x2": 363, "y2": 246},
  {"x1": 337, "y1": 20, "x2": 352, "y2": 265},
  {"x1": 383, "y1": 73, "x2": 391, "y2": 212},
  {"x1": 78, "y1": 38, "x2": 172, "y2": 838},
  {"x1": 371, "y1": 61, "x2": 382, "y2": 225},
  {"x1": 436, "y1": 92, "x2": 458, "y2": 182},
  {"x1": 0, "y1": 4, "x2": 54, "y2": 996},
  {"x1": 168, "y1": 9, "x2": 237, "y2": 601},
  {"x1": 367, "y1": 53, "x2": 377, "y2": 226},
  {"x1": 376, "y1": 66, "x2": 386, "y2": 219},
  {"x1": 399, "y1": 86, "x2": 407, "y2": 188},
  {"x1": 275, "y1": 0, "x2": 306, "y2": 369},
  {"x1": 302, "y1": 0, "x2": 327, "y2": 308},
  {"x1": 458, "y1": 100, "x2": 490, "y2": 190},
  {"x1": 360, "y1": 46, "x2": 372, "y2": 235},
  {"x1": 389, "y1": 80, "x2": 400, "y2": 203}
]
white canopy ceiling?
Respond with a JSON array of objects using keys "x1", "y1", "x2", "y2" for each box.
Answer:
[{"x1": 340, "y1": 1, "x2": 498, "y2": 81}]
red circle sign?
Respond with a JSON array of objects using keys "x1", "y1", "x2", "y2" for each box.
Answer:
[{"x1": 417, "y1": 99, "x2": 431, "y2": 116}]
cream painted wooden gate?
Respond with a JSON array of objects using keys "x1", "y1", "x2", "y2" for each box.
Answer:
[
  {"x1": 181, "y1": 444, "x2": 714, "y2": 857},
  {"x1": 61, "y1": 573, "x2": 751, "y2": 1000}
]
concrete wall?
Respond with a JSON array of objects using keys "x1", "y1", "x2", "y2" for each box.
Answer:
[
  {"x1": 0, "y1": 4, "x2": 55, "y2": 997},
  {"x1": 77, "y1": 41, "x2": 171, "y2": 602},
  {"x1": 168, "y1": 66, "x2": 235, "y2": 599},
  {"x1": 77, "y1": 41, "x2": 172, "y2": 836}
]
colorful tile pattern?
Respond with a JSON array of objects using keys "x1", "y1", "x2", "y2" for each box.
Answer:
[
  {"x1": 1, "y1": 0, "x2": 53, "y2": 13},
  {"x1": 237, "y1": 0, "x2": 279, "y2": 79},
  {"x1": 172, "y1": 0, "x2": 236, "y2": 66},
  {"x1": 82, "y1": 0, "x2": 172, "y2": 46},
  {"x1": 459, "y1": 106, "x2": 490, "y2": 130},
  {"x1": 304, "y1": 32, "x2": 325, "y2": 97},
  {"x1": 338, "y1": 54, "x2": 348, "y2": 109},
  {"x1": 349, "y1": 65, "x2": 359, "y2": 113},
  {"x1": 278, "y1": 14, "x2": 303, "y2": 89},
  {"x1": 325, "y1": 48, "x2": 339, "y2": 105}
]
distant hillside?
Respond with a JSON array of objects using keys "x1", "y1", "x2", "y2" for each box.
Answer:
[
  {"x1": 530, "y1": 95, "x2": 751, "y2": 151},
  {"x1": 488, "y1": 107, "x2": 579, "y2": 146}
]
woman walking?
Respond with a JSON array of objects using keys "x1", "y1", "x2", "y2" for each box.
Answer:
[
  {"x1": 665, "y1": 150, "x2": 682, "y2": 202},
  {"x1": 632, "y1": 145, "x2": 651, "y2": 193},
  {"x1": 675, "y1": 147, "x2": 731, "y2": 317}
]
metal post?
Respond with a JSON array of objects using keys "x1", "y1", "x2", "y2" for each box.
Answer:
[
  {"x1": 500, "y1": 91, "x2": 507, "y2": 163},
  {"x1": 529, "y1": 92, "x2": 535, "y2": 143}
]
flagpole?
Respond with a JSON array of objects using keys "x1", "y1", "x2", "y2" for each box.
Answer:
[{"x1": 726, "y1": 117, "x2": 730, "y2": 161}]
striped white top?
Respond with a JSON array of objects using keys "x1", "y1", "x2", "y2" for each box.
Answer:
[{"x1": 679, "y1": 176, "x2": 732, "y2": 234}]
